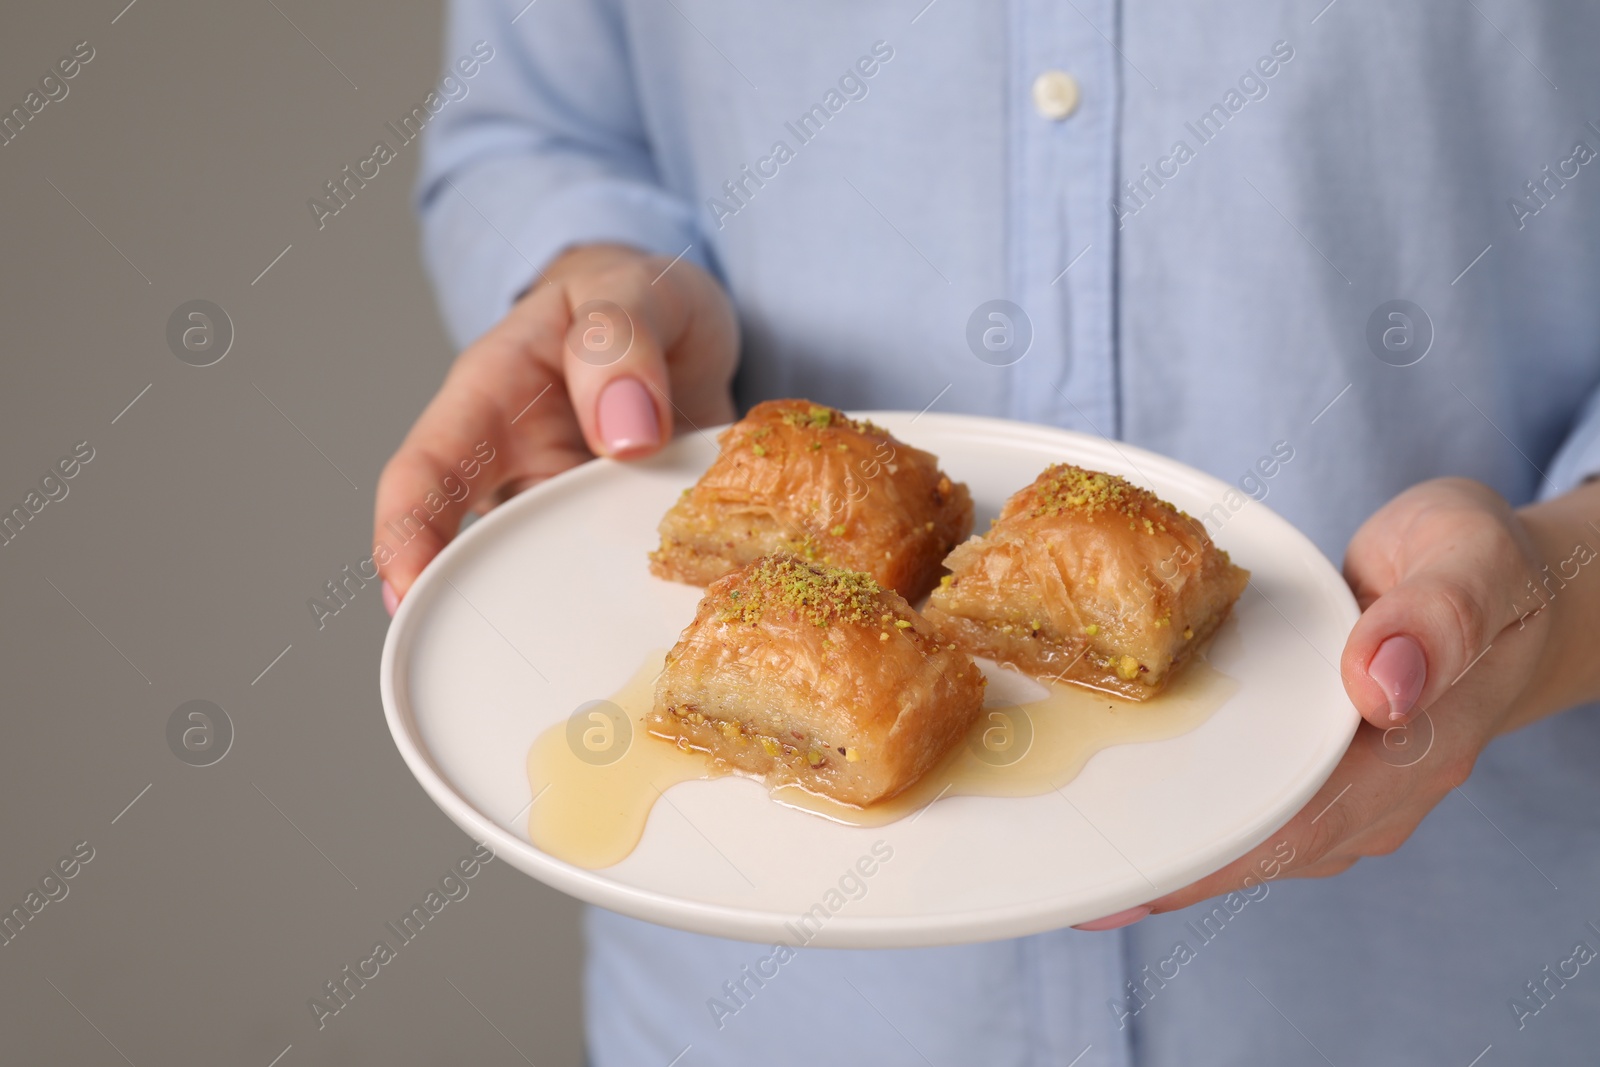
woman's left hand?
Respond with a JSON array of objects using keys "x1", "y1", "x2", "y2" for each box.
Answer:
[{"x1": 1096, "y1": 475, "x2": 1600, "y2": 925}]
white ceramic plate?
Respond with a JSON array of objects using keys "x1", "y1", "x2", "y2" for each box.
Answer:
[{"x1": 380, "y1": 413, "x2": 1359, "y2": 948}]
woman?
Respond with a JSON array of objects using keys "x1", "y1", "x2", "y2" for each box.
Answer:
[{"x1": 376, "y1": 2, "x2": 1600, "y2": 1062}]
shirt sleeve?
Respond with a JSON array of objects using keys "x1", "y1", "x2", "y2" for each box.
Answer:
[
  {"x1": 1543, "y1": 382, "x2": 1600, "y2": 500},
  {"x1": 414, "y1": 0, "x2": 710, "y2": 350}
]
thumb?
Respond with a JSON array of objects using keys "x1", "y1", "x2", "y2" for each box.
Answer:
[
  {"x1": 1340, "y1": 504, "x2": 1531, "y2": 728},
  {"x1": 1342, "y1": 579, "x2": 1481, "y2": 728},
  {"x1": 561, "y1": 283, "x2": 674, "y2": 461}
]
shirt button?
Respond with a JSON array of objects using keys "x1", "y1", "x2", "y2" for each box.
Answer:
[{"x1": 1032, "y1": 70, "x2": 1080, "y2": 120}]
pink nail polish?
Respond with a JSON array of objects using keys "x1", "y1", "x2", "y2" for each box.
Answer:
[
  {"x1": 596, "y1": 377, "x2": 661, "y2": 457},
  {"x1": 1072, "y1": 905, "x2": 1151, "y2": 931},
  {"x1": 1368, "y1": 634, "x2": 1426, "y2": 722},
  {"x1": 382, "y1": 581, "x2": 399, "y2": 617}
]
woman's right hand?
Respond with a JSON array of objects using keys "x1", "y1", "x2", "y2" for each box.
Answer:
[{"x1": 372, "y1": 242, "x2": 739, "y2": 610}]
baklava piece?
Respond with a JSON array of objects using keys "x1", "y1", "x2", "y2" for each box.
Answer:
[
  {"x1": 649, "y1": 399, "x2": 973, "y2": 600},
  {"x1": 924, "y1": 464, "x2": 1249, "y2": 700},
  {"x1": 649, "y1": 555, "x2": 986, "y2": 806}
]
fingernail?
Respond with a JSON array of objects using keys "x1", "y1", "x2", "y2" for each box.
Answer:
[
  {"x1": 596, "y1": 377, "x2": 661, "y2": 457},
  {"x1": 1369, "y1": 634, "x2": 1426, "y2": 722},
  {"x1": 382, "y1": 581, "x2": 399, "y2": 618},
  {"x1": 1072, "y1": 905, "x2": 1151, "y2": 931}
]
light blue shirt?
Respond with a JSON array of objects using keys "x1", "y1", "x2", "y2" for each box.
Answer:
[{"x1": 417, "y1": 2, "x2": 1600, "y2": 1063}]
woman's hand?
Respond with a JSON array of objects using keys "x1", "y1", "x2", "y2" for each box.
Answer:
[
  {"x1": 1083, "y1": 476, "x2": 1600, "y2": 927},
  {"x1": 372, "y1": 243, "x2": 739, "y2": 608}
]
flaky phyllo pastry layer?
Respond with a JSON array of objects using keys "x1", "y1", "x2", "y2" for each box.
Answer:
[
  {"x1": 924, "y1": 464, "x2": 1248, "y2": 699},
  {"x1": 650, "y1": 400, "x2": 973, "y2": 601},
  {"x1": 650, "y1": 555, "x2": 986, "y2": 806}
]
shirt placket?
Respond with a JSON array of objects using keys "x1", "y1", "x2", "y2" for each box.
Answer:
[
  {"x1": 1009, "y1": 1, "x2": 1132, "y2": 1063},
  {"x1": 1009, "y1": 0, "x2": 1121, "y2": 440}
]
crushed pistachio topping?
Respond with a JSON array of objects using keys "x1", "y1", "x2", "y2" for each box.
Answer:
[
  {"x1": 1030, "y1": 464, "x2": 1176, "y2": 521},
  {"x1": 751, "y1": 444, "x2": 768, "y2": 457},
  {"x1": 1116, "y1": 655, "x2": 1141, "y2": 680},
  {"x1": 830, "y1": 524, "x2": 847, "y2": 536},
  {"x1": 719, "y1": 555, "x2": 889, "y2": 628},
  {"x1": 894, "y1": 619, "x2": 912, "y2": 629},
  {"x1": 939, "y1": 574, "x2": 954, "y2": 588},
  {"x1": 1082, "y1": 623, "x2": 1100, "y2": 636},
  {"x1": 780, "y1": 405, "x2": 835, "y2": 429},
  {"x1": 844, "y1": 747, "x2": 860, "y2": 762},
  {"x1": 1183, "y1": 626, "x2": 1194, "y2": 640},
  {"x1": 761, "y1": 402, "x2": 886, "y2": 441}
]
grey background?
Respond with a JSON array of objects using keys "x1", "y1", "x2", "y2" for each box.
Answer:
[{"x1": 0, "y1": 1, "x2": 585, "y2": 1063}]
